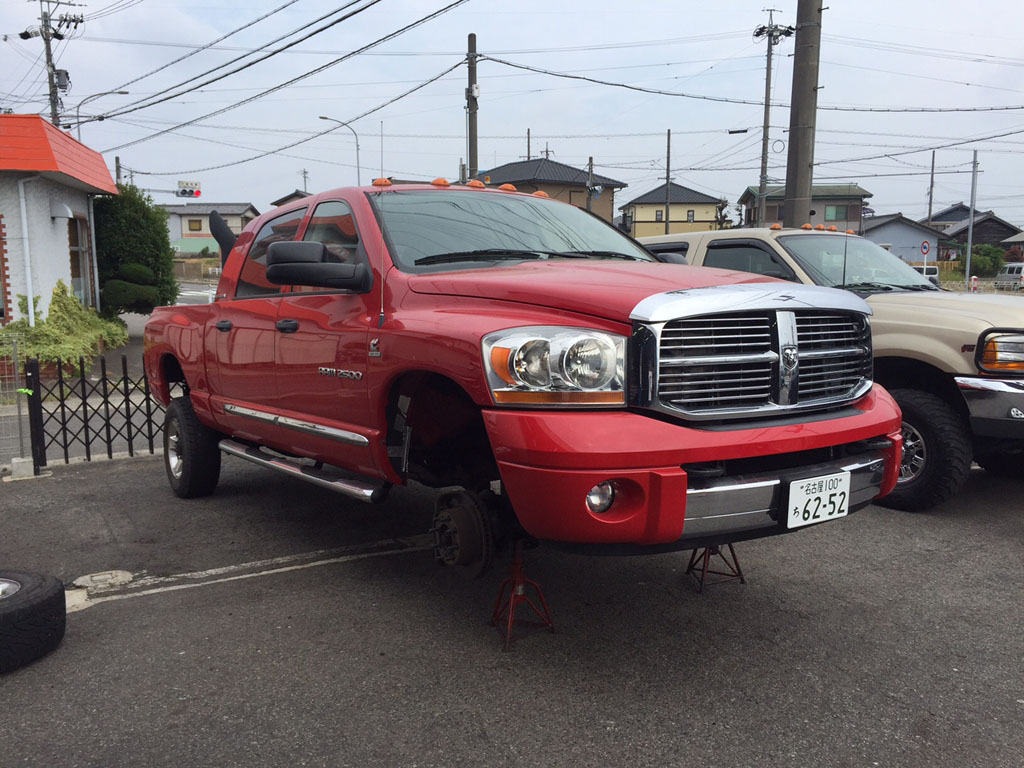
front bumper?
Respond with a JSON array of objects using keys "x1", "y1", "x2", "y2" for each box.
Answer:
[
  {"x1": 955, "y1": 376, "x2": 1024, "y2": 439},
  {"x1": 483, "y1": 387, "x2": 902, "y2": 549}
]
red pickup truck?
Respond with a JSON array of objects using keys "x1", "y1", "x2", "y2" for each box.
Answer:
[{"x1": 144, "y1": 181, "x2": 902, "y2": 571}]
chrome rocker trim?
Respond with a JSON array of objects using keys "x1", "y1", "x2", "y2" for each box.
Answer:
[{"x1": 224, "y1": 403, "x2": 369, "y2": 447}]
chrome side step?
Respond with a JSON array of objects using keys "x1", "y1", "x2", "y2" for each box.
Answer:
[{"x1": 219, "y1": 439, "x2": 390, "y2": 503}]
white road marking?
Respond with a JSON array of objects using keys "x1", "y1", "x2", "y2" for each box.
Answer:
[{"x1": 66, "y1": 534, "x2": 434, "y2": 613}]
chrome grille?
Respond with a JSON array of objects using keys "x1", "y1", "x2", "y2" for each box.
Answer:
[{"x1": 653, "y1": 309, "x2": 872, "y2": 418}]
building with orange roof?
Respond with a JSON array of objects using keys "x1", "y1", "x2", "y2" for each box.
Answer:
[{"x1": 0, "y1": 114, "x2": 117, "y2": 325}]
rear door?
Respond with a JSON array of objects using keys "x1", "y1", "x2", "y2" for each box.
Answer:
[
  {"x1": 208, "y1": 206, "x2": 306, "y2": 439},
  {"x1": 272, "y1": 199, "x2": 379, "y2": 473}
]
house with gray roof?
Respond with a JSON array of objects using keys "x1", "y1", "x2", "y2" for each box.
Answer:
[
  {"x1": 619, "y1": 181, "x2": 725, "y2": 238},
  {"x1": 737, "y1": 184, "x2": 872, "y2": 231},
  {"x1": 159, "y1": 202, "x2": 260, "y2": 255},
  {"x1": 861, "y1": 213, "x2": 946, "y2": 264},
  {"x1": 475, "y1": 158, "x2": 625, "y2": 223}
]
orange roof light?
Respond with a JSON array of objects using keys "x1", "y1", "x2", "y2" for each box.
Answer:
[
  {"x1": 801, "y1": 223, "x2": 813, "y2": 230},
  {"x1": 431, "y1": 177, "x2": 450, "y2": 187},
  {"x1": 846, "y1": 229, "x2": 855, "y2": 234},
  {"x1": 770, "y1": 224, "x2": 782, "y2": 230},
  {"x1": 467, "y1": 179, "x2": 485, "y2": 188},
  {"x1": 372, "y1": 177, "x2": 392, "y2": 187},
  {"x1": 533, "y1": 190, "x2": 550, "y2": 198},
  {"x1": 814, "y1": 224, "x2": 826, "y2": 230},
  {"x1": 498, "y1": 183, "x2": 518, "y2": 192},
  {"x1": 827, "y1": 225, "x2": 838, "y2": 231}
]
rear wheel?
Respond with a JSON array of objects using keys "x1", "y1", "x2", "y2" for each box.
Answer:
[
  {"x1": 878, "y1": 388, "x2": 972, "y2": 512},
  {"x1": 164, "y1": 397, "x2": 221, "y2": 498}
]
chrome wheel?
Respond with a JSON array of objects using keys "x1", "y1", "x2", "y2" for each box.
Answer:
[
  {"x1": 898, "y1": 421, "x2": 926, "y2": 484},
  {"x1": 166, "y1": 418, "x2": 183, "y2": 479},
  {"x1": 0, "y1": 577, "x2": 22, "y2": 600}
]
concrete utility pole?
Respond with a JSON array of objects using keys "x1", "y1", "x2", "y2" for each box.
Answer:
[
  {"x1": 115, "y1": 155, "x2": 122, "y2": 184},
  {"x1": 40, "y1": 8, "x2": 60, "y2": 125},
  {"x1": 586, "y1": 156, "x2": 594, "y2": 212},
  {"x1": 927, "y1": 150, "x2": 936, "y2": 229},
  {"x1": 965, "y1": 150, "x2": 978, "y2": 290},
  {"x1": 300, "y1": 168, "x2": 309, "y2": 192},
  {"x1": 526, "y1": 128, "x2": 531, "y2": 161},
  {"x1": 754, "y1": 10, "x2": 794, "y2": 228},
  {"x1": 466, "y1": 33, "x2": 479, "y2": 178},
  {"x1": 783, "y1": 0, "x2": 823, "y2": 228},
  {"x1": 664, "y1": 129, "x2": 671, "y2": 234}
]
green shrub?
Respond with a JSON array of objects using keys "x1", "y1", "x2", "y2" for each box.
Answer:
[
  {"x1": 0, "y1": 281, "x2": 128, "y2": 368},
  {"x1": 968, "y1": 244, "x2": 1005, "y2": 277},
  {"x1": 101, "y1": 279, "x2": 161, "y2": 313},
  {"x1": 117, "y1": 262, "x2": 157, "y2": 285}
]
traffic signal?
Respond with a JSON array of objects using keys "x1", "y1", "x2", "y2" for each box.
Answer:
[{"x1": 176, "y1": 188, "x2": 201, "y2": 198}]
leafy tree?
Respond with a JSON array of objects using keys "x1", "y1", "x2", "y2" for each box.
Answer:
[
  {"x1": 1004, "y1": 245, "x2": 1023, "y2": 263},
  {"x1": 94, "y1": 183, "x2": 178, "y2": 317},
  {"x1": 967, "y1": 244, "x2": 1005, "y2": 277}
]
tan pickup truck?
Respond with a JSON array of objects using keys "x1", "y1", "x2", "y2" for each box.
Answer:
[{"x1": 641, "y1": 227, "x2": 1024, "y2": 511}]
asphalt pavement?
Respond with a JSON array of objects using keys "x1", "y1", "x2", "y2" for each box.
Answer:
[{"x1": 2, "y1": 455, "x2": 1022, "y2": 767}]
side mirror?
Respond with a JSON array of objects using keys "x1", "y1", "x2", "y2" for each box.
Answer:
[
  {"x1": 265, "y1": 241, "x2": 371, "y2": 291},
  {"x1": 928, "y1": 276, "x2": 940, "y2": 286}
]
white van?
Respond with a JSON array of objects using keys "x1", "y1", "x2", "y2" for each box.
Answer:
[
  {"x1": 911, "y1": 265, "x2": 940, "y2": 285},
  {"x1": 994, "y1": 263, "x2": 1024, "y2": 290}
]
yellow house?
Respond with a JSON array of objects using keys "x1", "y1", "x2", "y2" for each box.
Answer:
[
  {"x1": 475, "y1": 158, "x2": 626, "y2": 223},
  {"x1": 620, "y1": 182, "x2": 725, "y2": 238}
]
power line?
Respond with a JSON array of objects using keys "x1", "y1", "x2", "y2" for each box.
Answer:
[
  {"x1": 100, "y1": 0, "x2": 379, "y2": 120},
  {"x1": 106, "y1": 0, "x2": 304, "y2": 92},
  {"x1": 102, "y1": 0, "x2": 470, "y2": 152},
  {"x1": 814, "y1": 125, "x2": 1024, "y2": 166},
  {"x1": 128, "y1": 60, "x2": 463, "y2": 176}
]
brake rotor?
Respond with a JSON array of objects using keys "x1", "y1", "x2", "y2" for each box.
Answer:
[{"x1": 431, "y1": 489, "x2": 495, "y2": 578}]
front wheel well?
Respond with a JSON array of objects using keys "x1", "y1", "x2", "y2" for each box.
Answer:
[
  {"x1": 384, "y1": 372, "x2": 497, "y2": 490},
  {"x1": 873, "y1": 357, "x2": 967, "y2": 419}
]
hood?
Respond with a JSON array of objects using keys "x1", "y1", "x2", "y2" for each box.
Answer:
[
  {"x1": 406, "y1": 261, "x2": 779, "y2": 321},
  {"x1": 867, "y1": 290, "x2": 1024, "y2": 329}
]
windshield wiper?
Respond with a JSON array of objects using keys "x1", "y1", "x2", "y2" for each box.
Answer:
[
  {"x1": 554, "y1": 249, "x2": 643, "y2": 261},
  {"x1": 414, "y1": 249, "x2": 546, "y2": 266},
  {"x1": 836, "y1": 281, "x2": 897, "y2": 292}
]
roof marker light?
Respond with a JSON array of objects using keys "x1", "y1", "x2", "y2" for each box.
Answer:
[
  {"x1": 770, "y1": 223, "x2": 782, "y2": 230},
  {"x1": 533, "y1": 190, "x2": 550, "y2": 198},
  {"x1": 827, "y1": 225, "x2": 838, "y2": 231},
  {"x1": 801, "y1": 223, "x2": 813, "y2": 230},
  {"x1": 814, "y1": 224, "x2": 826, "y2": 230},
  {"x1": 372, "y1": 178, "x2": 392, "y2": 187},
  {"x1": 498, "y1": 183, "x2": 517, "y2": 192},
  {"x1": 846, "y1": 229, "x2": 855, "y2": 234},
  {"x1": 431, "y1": 177, "x2": 450, "y2": 187},
  {"x1": 467, "y1": 179, "x2": 485, "y2": 188}
]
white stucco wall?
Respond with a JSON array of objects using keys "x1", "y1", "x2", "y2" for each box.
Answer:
[{"x1": 0, "y1": 173, "x2": 92, "y2": 322}]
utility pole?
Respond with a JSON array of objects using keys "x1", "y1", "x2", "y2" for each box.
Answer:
[
  {"x1": 466, "y1": 33, "x2": 479, "y2": 178},
  {"x1": 40, "y1": 6, "x2": 60, "y2": 125},
  {"x1": 754, "y1": 10, "x2": 794, "y2": 227},
  {"x1": 965, "y1": 150, "x2": 978, "y2": 290},
  {"x1": 783, "y1": 0, "x2": 823, "y2": 228},
  {"x1": 115, "y1": 155, "x2": 122, "y2": 184},
  {"x1": 527, "y1": 129, "x2": 531, "y2": 161},
  {"x1": 543, "y1": 143, "x2": 551, "y2": 160},
  {"x1": 927, "y1": 150, "x2": 936, "y2": 229},
  {"x1": 300, "y1": 168, "x2": 309, "y2": 192},
  {"x1": 586, "y1": 156, "x2": 594, "y2": 212},
  {"x1": 664, "y1": 129, "x2": 671, "y2": 235}
]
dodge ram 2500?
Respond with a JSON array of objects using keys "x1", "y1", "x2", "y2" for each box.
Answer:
[{"x1": 144, "y1": 181, "x2": 902, "y2": 571}]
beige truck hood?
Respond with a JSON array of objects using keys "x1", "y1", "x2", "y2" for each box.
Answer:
[{"x1": 866, "y1": 290, "x2": 1024, "y2": 373}]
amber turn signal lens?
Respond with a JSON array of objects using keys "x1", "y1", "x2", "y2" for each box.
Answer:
[
  {"x1": 492, "y1": 390, "x2": 625, "y2": 405},
  {"x1": 489, "y1": 347, "x2": 517, "y2": 385}
]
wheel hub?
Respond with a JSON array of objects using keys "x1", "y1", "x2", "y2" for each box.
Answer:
[
  {"x1": 898, "y1": 421, "x2": 926, "y2": 484},
  {"x1": 431, "y1": 490, "x2": 495, "y2": 578},
  {"x1": 166, "y1": 419, "x2": 183, "y2": 479},
  {"x1": 0, "y1": 578, "x2": 22, "y2": 600}
]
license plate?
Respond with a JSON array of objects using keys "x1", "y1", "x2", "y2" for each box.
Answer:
[{"x1": 787, "y1": 471, "x2": 851, "y2": 529}]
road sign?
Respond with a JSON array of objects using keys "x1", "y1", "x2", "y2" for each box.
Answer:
[{"x1": 921, "y1": 241, "x2": 931, "y2": 255}]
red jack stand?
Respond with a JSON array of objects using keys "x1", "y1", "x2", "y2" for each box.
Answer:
[
  {"x1": 491, "y1": 540, "x2": 554, "y2": 650},
  {"x1": 685, "y1": 544, "x2": 745, "y2": 593}
]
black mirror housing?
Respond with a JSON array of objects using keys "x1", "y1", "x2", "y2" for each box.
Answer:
[{"x1": 265, "y1": 241, "x2": 371, "y2": 291}]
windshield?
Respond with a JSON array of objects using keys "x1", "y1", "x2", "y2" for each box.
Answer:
[
  {"x1": 370, "y1": 189, "x2": 654, "y2": 272},
  {"x1": 777, "y1": 234, "x2": 937, "y2": 291}
]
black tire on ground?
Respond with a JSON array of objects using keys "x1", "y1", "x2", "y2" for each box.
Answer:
[
  {"x1": 0, "y1": 570, "x2": 67, "y2": 674},
  {"x1": 878, "y1": 388, "x2": 973, "y2": 512},
  {"x1": 164, "y1": 396, "x2": 221, "y2": 498},
  {"x1": 975, "y1": 449, "x2": 1024, "y2": 478}
]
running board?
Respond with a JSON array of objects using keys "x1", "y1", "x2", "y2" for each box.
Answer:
[{"x1": 219, "y1": 439, "x2": 390, "y2": 503}]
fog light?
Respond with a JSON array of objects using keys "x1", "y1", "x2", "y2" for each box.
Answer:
[{"x1": 586, "y1": 482, "x2": 615, "y2": 514}]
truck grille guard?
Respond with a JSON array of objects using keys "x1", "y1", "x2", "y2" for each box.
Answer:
[{"x1": 628, "y1": 285, "x2": 874, "y2": 422}]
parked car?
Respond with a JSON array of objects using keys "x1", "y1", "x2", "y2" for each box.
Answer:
[
  {"x1": 144, "y1": 184, "x2": 901, "y2": 578},
  {"x1": 641, "y1": 228, "x2": 1024, "y2": 511},
  {"x1": 910, "y1": 264, "x2": 941, "y2": 286},
  {"x1": 994, "y1": 263, "x2": 1024, "y2": 291}
]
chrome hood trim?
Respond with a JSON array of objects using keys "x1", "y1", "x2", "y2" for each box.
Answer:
[{"x1": 630, "y1": 284, "x2": 871, "y2": 324}]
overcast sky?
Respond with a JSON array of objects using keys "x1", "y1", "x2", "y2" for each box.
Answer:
[{"x1": 4, "y1": 0, "x2": 1024, "y2": 223}]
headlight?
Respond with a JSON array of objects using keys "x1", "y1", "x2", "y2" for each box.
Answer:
[
  {"x1": 978, "y1": 329, "x2": 1024, "y2": 373},
  {"x1": 483, "y1": 326, "x2": 626, "y2": 406}
]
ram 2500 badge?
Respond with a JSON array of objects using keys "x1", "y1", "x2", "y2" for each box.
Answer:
[{"x1": 144, "y1": 182, "x2": 901, "y2": 582}]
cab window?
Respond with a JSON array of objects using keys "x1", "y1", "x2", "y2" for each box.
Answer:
[
  {"x1": 236, "y1": 207, "x2": 307, "y2": 298},
  {"x1": 291, "y1": 200, "x2": 363, "y2": 293},
  {"x1": 704, "y1": 242, "x2": 796, "y2": 281}
]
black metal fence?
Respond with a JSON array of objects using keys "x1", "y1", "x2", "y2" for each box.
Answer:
[{"x1": 18, "y1": 355, "x2": 171, "y2": 475}]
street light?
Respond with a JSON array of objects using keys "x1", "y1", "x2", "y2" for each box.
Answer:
[
  {"x1": 318, "y1": 115, "x2": 361, "y2": 187},
  {"x1": 72, "y1": 90, "x2": 129, "y2": 141}
]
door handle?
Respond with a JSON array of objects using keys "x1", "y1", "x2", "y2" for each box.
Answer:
[
  {"x1": 215, "y1": 320, "x2": 232, "y2": 332},
  {"x1": 276, "y1": 319, "x2": 299, "y2": 333}
]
